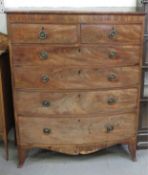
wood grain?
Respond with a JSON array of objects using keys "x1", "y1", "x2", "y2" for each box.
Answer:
[
  {"x1": 11, "y1": 45, "x2": 141, "y2": 67},
  {"x1": 81, "y1": 24, "x2": 142, "y2": 44},
  {"x1": 0, "y1": 33, "x2": 8, "y2": 55},
  {"x1": 18, "y1": 113, "x2": 136, "y2": 145},
  {"x1": 13, "y1": 66, "x2": 140, "y2": 90},
  {"x1": 0, "y1": 51, "x2": 14, "y2": 160},
  {"x1": 7, "y1": 11, "x2": 144, "y2": 166},
  {"x1": 7, "y1": 13, "x2": 144, "y2": 24},
  {"x1": 9, "y1": 24, "x2": 78, "y2": 44},
  {"x1": 15, "y1": 89, "x2": 138, "y2": 115}
]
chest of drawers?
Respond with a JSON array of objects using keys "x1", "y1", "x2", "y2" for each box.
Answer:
[
  {"x1": 7, "y1": 9, "x2": 145, "y2": 167},
  {"x1": 0, "y1": 33, "x2": 13, "y2": 160}
]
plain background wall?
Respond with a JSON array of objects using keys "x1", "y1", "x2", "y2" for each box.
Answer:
[
  {"x1": 0, "y1": 14, "x2": 7, "y2": 33},
  {"x1": 0, "y1": 0, "x2": 137, "y2": 33},
  {"x1": 4, "y1": 0, "x2": 137, "y2": 8}
]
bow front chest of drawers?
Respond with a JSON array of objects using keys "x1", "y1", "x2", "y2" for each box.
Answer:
[{"x1": 6, "y1": 8, "x2": 145, "y2": 167}]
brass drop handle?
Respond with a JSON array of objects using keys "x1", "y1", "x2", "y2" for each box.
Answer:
[
  {"x1": 41, "y1": 75, "x2": 49, "y2": 83},
  {"x1": 42, "y1": 100, "x2": 50, "y2": 107},
  {"x1": 43, "y1": 128, "x2": 51, "y2": 135},
  {"x1": 106, "y1": 125, "x2": 114, "y2": 133},
  {"x1": 109, "y1": 51, "x2": 117, "y2": 59},
  {"x1": 40, "y1": 51, "x2": 48, "y2": 60},
  {"x1": 107, "y1": 97, "x2": 117, "y2": 105},
  {"x1": 39, "y1": 27, "x2": 47, "y2": 40},
  {"x1": 108, "y1": 27, "x2": 118, "y2": 39},
  {"x1": 108, "y1": 73, "x2": 117, "y2": 81}
]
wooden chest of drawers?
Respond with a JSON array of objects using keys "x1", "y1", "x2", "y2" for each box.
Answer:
[
  {"x1": 7, "y1": 8, "x2": 145, "y2": 167},
  {"x1": 0, "y1": 33, "x2": 13, "y2": 160}
]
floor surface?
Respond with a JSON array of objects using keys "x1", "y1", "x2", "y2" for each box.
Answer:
[{"x1": 0, "y1": 140, "x2": 148, "y2": 175}]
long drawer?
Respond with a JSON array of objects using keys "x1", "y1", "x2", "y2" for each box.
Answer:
[
  {"x1": 11, "y1": 45, "x2": 140, "y2": 67},
  {"x1": 15, "y1": 89, "x2": 138, "y2": 115},
  {"x1": 9, "y1": 24, "x2": 78, "y2": 44},
  {"x1": 18, "y1": 113, "x2": 136, "y2": 145},
  {"x1": 81, "y1": 24, "x2": 142, "y2": 44},
  {"x1": 13, "y1": 66, "x2": 140, "y2": 90}
]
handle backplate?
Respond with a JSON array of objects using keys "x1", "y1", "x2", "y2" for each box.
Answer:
[
  {"x1": 108, "y1": 27, "x2": 118, "y2": 39},
  {"x1": 41, "y1": 75, "x2": 49, "y2": 83},
  {"x1": 43, "y1": 128, "x2": 51, "y2": 134},
  {"x1": 107, "y1": 96, "x2": 117, "y2": 105},
  {"x1": 39, "y1": 27, "x2": 47, "y2": 40},
  {"x1": 42, "y1": 100, "x2": 50, "y2": 107},
  {"x1": 109, "y1": 51, "x2": 117, "y2": 59},
  {"x1": 40, "y1": 51, "x2": 48, "y2": 60},
  {"x1": 108, "y1": 73, "x2": 118, "y2": 81}
]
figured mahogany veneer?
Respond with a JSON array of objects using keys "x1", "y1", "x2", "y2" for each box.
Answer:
[
  {"x1": 11, "y1": 45, "x2": 141, "y2": 66},
  {"x1": 9, "y1": 24, "x2": 79, "y2": 44},
  {"x1": 18, "y1": 113, "x2": 136, "y2": 146},
  {"x1": 16, "y1": 89, "x2": 138, "y2": 116},
  {"x1": 7, "y1": 10, "x2": 144, "y2": 167},
  {"x1": 81, "y1": 24, "x2": 142, "y2": 44},
  {"x1": 13, "y1": 66, "x2": 140, "y2": 90}
]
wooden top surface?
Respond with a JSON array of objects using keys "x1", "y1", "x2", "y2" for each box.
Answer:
[
  {"x1": 5, "y1": 7, "x2": 145, "y2": 15},
  {"x1": 0, "y1": 33, "x2": 8, "y2": 56}
]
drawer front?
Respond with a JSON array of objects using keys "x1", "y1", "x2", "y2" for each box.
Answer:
[
  {"x1": 12, "y1": 45, "x2": 140, "y2": 67},
  {"x1": 18, "y1": 113, "x2": 136, "y2": 145},
  {"x1": 9, "y1": 24, "x2": 78, "y2": 44},
  {"x1": 81, "y1": 24, "x2": 142, "y2": 44},
  {"x1": 13, "y1": 66, "x2": 140, "y2": 90},
  {"x1": 16, "y1": 89, "x2": 138, "y2": 115}
]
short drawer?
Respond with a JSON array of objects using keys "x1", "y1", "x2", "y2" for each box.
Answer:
[
  {"x1": 18, "y1": 113, "x2": 136, "y2": 145},
  {"x1": 11, "y1": 45, "x2": 140, "y2": 67},
  {"x1": 9, "y1": 24, "x2": 78, "y2": 44},
  {"x1": 13, "y1": 66, "x2": 140, "y2": 90},
  {"x1": 16, "y1": 89, "x2": 138, "y2": 115},
  {"x1": 81, "y1": 24, "x2": 142, "y2": 44}
]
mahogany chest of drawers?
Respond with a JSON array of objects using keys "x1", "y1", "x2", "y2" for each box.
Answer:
[{"x1": 7, "y1": 8, "x2": 145, "y2": 167}]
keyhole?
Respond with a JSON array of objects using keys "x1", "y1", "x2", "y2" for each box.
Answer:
[{"x1": 78, "y1": 70, "x2": 81, "y2": 74}]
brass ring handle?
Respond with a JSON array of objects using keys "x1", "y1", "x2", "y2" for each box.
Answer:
[
  {"x1": 41, "y1": 75, "x2": 49, "y2": 83},
  {"x1": 108, "y1": 27, "x2": 118, "y2": 39},
  {"x1": 42, "y1": 100, "x2": 50, "y2": 107},
  {"x1": 40, "y1": 51, "x2": 48, "y2": 60},
  {"x1": 107, "y1": 97, "x2": 117, "y2": 105},
  {"x1": 43, "y1": 128, "x2": 51, "y2": 135},
  {"x1": 39, "y1": 27, "x2": 47, "y2": 40},
  {"x1": 105, "y1": 125, "x2": 114, "y2": 133},
  {"x1": 109, "y1": 51, "x2": 117, "y2": 59},
  {"x1": 108, "y1": 73, "x2": 117, "y2": 81}
]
